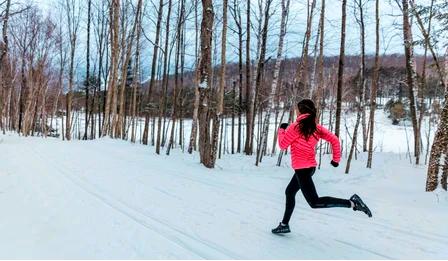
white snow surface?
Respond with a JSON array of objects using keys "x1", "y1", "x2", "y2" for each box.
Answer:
[{"x1": 0, "y1": 133, "x2": 447, "y2": 259}]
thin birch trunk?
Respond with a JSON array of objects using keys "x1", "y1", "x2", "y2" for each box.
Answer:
[
  {"x1": 334, "y1": 0, "x2": 347, "y2": 138},
  {"x1": 366, "y1": 0, "x2": 380, "y2": 168},
  {"x1": 256, "y1": 0, "x2": 289, "y2": 166},
  {"x1": 210, "y1": 0, "x2": 228, "y2": 166},
  {"x1": 155, "y1": 0, "x2": 173, "y2": 154},
  {"x1": 345, "y1": 0, "x2": 366, "y2": 174}
]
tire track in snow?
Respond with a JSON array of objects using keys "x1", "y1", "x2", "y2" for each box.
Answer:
[
  {"x1": 73, "y1": 141, "x2": 448, "y2": 250},
  {"x1": 29, "y1": 141, "x2": 447, "y2": 258},
  {"x1": 29, "y1": 145, "x2": 242, "y2": 259},
  {"x1": 334, "y1": 239, "x2": 394, "y2": 259},
  {"x1": 157, "y1": 168, "x2": 448, "y2": 246},
  {"x1": 152, "y1": 164, "x2": 448, "y2": 253}
]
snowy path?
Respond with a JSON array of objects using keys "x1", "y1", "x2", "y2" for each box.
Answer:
[{"x1": 0, "y1": 134, "x2": 447, "y2": 259}]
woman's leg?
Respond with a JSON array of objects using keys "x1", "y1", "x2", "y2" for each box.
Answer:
[
  {"x1": 297, "y1": 168, "x2": 351, "y2": 208},
  {"x1": 281, "y1": 172, "x2": 301, "y2": 225}
]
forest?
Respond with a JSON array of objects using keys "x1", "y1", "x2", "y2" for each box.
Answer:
[
  {"x1": 0, "y1": 0, "x2": 447, "y2": 185},
  {"x1": 1, "y1": 0, "x2": 448, "y2": 258},
  {"x1": 0, "y1": 0, "x2": 447, "y2": 187}
]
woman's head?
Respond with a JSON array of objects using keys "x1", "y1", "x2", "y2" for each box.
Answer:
[
  {"x1": 296, "y1": 99, "x2": 317, "y2": 140},
  {"x1": 297, "y1": 99, "x2": 317, "y2": 116}
]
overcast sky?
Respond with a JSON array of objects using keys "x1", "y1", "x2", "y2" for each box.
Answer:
[{"x1": 20, "y1": 0, "x2": 442, "y2": 78}]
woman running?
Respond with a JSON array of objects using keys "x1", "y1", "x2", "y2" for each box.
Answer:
[{"x1": 272, "y1": 99, "x2": 372, "y2": 234}]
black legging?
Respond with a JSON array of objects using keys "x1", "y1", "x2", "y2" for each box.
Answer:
[{"x1": 282, "y1": 167, "x2": 351, "y2": 225}]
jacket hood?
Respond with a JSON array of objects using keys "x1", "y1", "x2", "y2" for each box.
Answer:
[{"x1": 296, "y1": 113, "x2": 311, "y2": 122}]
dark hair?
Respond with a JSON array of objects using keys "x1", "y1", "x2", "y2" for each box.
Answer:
[{"x1": 296, "y1": 99, "x2": 317, "y2": 140}]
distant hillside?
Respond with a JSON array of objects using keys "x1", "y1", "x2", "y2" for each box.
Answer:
[{"x1": 141, "y1": 53, "x2": 437, "y2": 93}]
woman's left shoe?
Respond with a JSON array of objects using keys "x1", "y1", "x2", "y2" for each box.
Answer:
[
  {"x1": 272, "y1": 222, "x2": 291, "y2": 234},
  {"x1": 350, "y1": 194, "x2": 372, "y2": 217}
]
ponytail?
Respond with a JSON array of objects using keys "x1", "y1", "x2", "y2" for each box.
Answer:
[{"x1": 296, "y1": 99, "x2": 318, "y2": 140}]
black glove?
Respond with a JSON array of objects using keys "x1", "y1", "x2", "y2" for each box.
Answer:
[
  {"x1": 330, "y1": 160, "x2": 339, "y2": 167},
  {"x1": 280, "y1": 123, "x2": 289, "y2": 129}
]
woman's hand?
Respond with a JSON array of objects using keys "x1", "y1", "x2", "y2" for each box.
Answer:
[
  {"x1": 280, "y1": 123, "x2": 289, "y2": 129},
  {"x1": 330, "y1": 160, "x2": 339, "y2": 167}
]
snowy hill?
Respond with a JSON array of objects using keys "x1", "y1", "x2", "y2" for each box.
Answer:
[{"x1": 0, "y1": 133, "x2": 447, "y2": 259}]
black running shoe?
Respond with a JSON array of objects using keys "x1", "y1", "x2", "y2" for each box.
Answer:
[
  {"x1": 272, "y1": 222, "x2": 291, "y2": 234},
  {"x1": 350, "y1": 194, "x2": 372, "y2": 217}
]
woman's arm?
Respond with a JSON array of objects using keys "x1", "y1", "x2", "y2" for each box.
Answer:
[
  {"x1": 318, "y1": 125, "x2": 341, "y2": 163},
  {"x1": 278, "y1": 123, "x2": 298, "y2": 150}
]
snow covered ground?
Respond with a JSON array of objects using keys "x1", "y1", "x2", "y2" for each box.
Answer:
[
  {"x1": 50, "y1": 107, "x2": 436, "y2": 162},
  {"x1": 0, "y1": 131, "x2": 447, "y2": 259}
]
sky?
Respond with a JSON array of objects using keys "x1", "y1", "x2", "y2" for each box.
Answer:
[{"x1": 16, "y1": 0, "x2": 443, "y2": 79}]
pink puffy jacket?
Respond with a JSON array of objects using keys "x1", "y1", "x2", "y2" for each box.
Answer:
[{"x1": 278, "y1": 114, "x2": 341, "y2": 170}]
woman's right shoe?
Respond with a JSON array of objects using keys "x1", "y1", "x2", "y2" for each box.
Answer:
[
  {"x1": 350, "y1": 194, "x2": 372, "y2": 217},
  {"x1": 272, "y1": 222, "x2": 291, "y2": 234}
]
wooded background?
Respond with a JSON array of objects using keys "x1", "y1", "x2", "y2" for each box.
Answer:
[{"x1": 0, "y1": 0, "x2": 447, "y2": 191}]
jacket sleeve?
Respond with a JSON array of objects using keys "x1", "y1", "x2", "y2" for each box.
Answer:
[
  {"x1": 318, "y1": 125, "x2": 341, "y2": 163},
  {"x1": 278, "y1": 123, "x2": 298, "y2": 150}
]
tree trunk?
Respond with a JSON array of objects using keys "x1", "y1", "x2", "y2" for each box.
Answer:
[
  {"x1": 366, "y1": 0, "x2": 380, "y2": 168},
  {"x1": 167, "y1": 0, "x2": 185, "y2": 155},
  {"x1": 256, "y1": 0, "x2": 289, "y2": 166},
  {"x1": 231, "y1": 80, "x2": 236, "y2": 154},
  {"x1": 334, "y1": 0, "x2": 347, "y2": 138},
  {"x1": 197, "y1": 0, "x2": 214, "y2": 167},
  {"x1": 410, "y1": 0, "x2": 447, "y2": 93},
  {"x1": 293, "y1": 0, "x2": 316, "y2": 101},
  {"x1": 115, "y1": 0, "x2": 143, "y2": 139},
  {"x1": 402, "y1": 0, "x2": 420, "y2": 164},
  {"x1": 209, "y1": 0, "x2": 228, "y2": 166},
  {"x1": 83, "y1": 0, "x2": 91, "y2": 140},
  {"x1": 230, "y1": 1, "x2": 244, "y2": 153},
  {"x1": 102, "y1": 0, "x2": 121, "y2": 136},
  {"x1": 416, "y1": 0, "x2": 434, "y2": 152},
  {"x1": 0, "y1": 0, "x2": 12, "y2": 132},
  {"x1": 187, "y1": 0, "x2": 200, "y2": 154},
  {"x1": 155, "y1": 0, "x2": 173, "y2": 154},
  {"x1": 142, "y1": 0, "x2": 164, "y2": 145},
  {"x1": 345, "y1": 0, "x2": 366, "y2": 174},
  {"x1": 249, "y1": 0, "x2": 273, "y2": 160},
  {"x1": 131, "y1": 0, "x2": 143, "y2": 143},
  {"x1": 314, "y1": 0, "x2": 325, "y2": 110},
  {"x1": 243, "y1": 0, "x2": 252, "y2": 155},
  {"x1": 425, "y1": 47, "x2": 448, "y2": 191}
]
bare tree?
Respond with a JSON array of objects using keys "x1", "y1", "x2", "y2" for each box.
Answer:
[
  {"x1": 64, "y1": 0, "x2": 82, "y2": 141},
  {"x1": 345, "y1": 0, "x2": 367, "y2": 174},
  {"x1": 256, "y1": 0, "x2": 290, "y2": 165},
  {"x1": 142, "y1": 0, "x2": 164, "y2": 145},
  {"x1": 130, "y1": 0, "x2": 143, "y2": 144},
  {"x1": 167, "y1": 0, "x2": 186, "y2": 155},
  {"x1": 243, "y1": 0, "x2": 252, "y2": 155},
  {"x1": 83, "y1": 0, "x2": 91, "y2": 140},
  {"x1": 415, "y1": 0, "x2": 434, "y2": 145},
  {"x1": 401, "y1": 0, "x2": 420, "y2": 164},
  {"x1": 196, "y1": 0, "x2": 214, "y2": 167},
  {"x1": 114, "y1": 0, "x2": 143, "y2": 139},
  {"x1": 92, "y1": 0, "x2": 109, "y2": 137},
  {"x1": 425, "y1": 49, "x2": 448, "y2": 191},
  {"x1": 230, "y1": 0, "x2": 244, "y2": 154},
  {"x1": 209, "y1": 0, "x2": 228, "y2": 165},
  {"x1": 251, "y1": 0, "x2": 273, "y2": 159},
  {"x1": 187, "y1": 0, "x2": 201, "y2": 154},
  {"x1": 366, "y1": 0, "x2": 380, "y2": 168},
  {"x1": 315, "y1": 0, "x2": 325, "y2": 111},
  {"x1": 155, "y1": 0, "x2": 172, "y2": 154},
  {"x1": 102, "y1": 0, "x2": 120, "y2": 136},
  {"x1": 0, "y1": 0, "x2": 12, "y2": 132},
  {"x1": 409, "y1": 2, "x2": 448, "y2": 190},
  {"x1": 334, "y1": 0, "x2": 347, "y2": 138}
]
